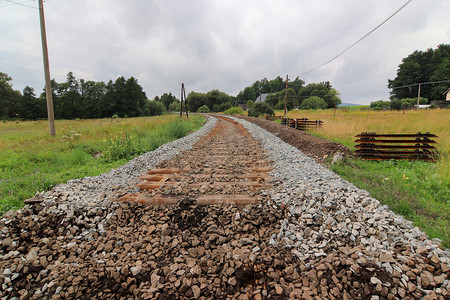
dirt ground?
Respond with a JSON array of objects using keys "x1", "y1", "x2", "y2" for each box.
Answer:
[{"x1": 237, "y1": 116, "x2": 352, "y2": 163}]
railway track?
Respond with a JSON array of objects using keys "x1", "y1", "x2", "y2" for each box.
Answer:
[{"x1": 119, "y1": 115, "x2": 272, "y2": 206}]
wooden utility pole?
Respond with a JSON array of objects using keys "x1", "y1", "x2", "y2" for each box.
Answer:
[
  {"x1": 180, "y1": 83, "x2": 184, "y2": 118},
  {"x1": 284, "y1": 75, "x2": 289, "y2": 117},
  {"x1": 183, "y1": 85, "x2": 188, "y2": 119},
  {"x1": 38, "y1": 0, "x2": 55, "y2": 136}
]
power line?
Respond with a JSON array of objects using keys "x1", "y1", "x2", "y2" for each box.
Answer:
[
  {"x1": 301, "y1": 0, "x2": 414, "y2": 76},
  {"x1": 0, "y1": 0, "x2": 38, "y2": 9},
  {"x1": 391, "y1": 79, "x2": 450, "y2": 89},
  {"x1": 0, "y1": 62, "x2": 66, "y2": 78}
]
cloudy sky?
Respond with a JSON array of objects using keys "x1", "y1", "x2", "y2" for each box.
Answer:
[{"x1": 1, "y1": 0, "x2": 449, "y2": 104}]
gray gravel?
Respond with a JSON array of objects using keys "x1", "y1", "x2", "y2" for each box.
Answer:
[{"x1": 232, "y1": 116, "x2": 450, "y2": 270}]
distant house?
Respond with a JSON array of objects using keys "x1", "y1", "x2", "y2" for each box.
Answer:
[
  {"x1": 429, "y1": 88, "x2": 450, "y2": 108},
  {"x1": 255, "y1": 93, "x2": 270, "y2": 103}
]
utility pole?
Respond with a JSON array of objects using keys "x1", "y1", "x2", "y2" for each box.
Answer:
[
  {"x1": 284, "y1": 75, "x2": 289, "y2": 117},
  {"x1": 180, "y1": 83, "x2": 184, "y2": 118},
  {"x1": 183, "y1": 84, "x2": 188, "y2": 119},
  {"x1": 38, "y1": 0, "x2": 55, "y2": 136}
]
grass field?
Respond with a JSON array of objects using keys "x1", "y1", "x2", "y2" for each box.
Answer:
[
  {"x1": 281, "y1": 108, "x2": 450, "y2": 248},
  {"x1": 0, "y1": 114, "x2": 205, "y2": 215}
]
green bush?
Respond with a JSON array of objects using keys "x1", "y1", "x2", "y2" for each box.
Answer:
[
  {"x1": 223, "y1": 107, "x2": 244, "y2": 115},
  {"x1": 248, "y1": 102, "x2": 274, "y2": 117},
  {"x1": 299, "y1": 96, "x2": 328, "y2": 110},
  {"x1": 197, "y1": 105, "x2": 210, "y2": 113},
  {"x1": 370, "y1": 100, "x2": 391, "y2": 110}
]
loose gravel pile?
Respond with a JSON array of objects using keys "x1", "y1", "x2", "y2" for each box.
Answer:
[{"x1": 0, "y1": 115, "x2": 449, "y2": 299}]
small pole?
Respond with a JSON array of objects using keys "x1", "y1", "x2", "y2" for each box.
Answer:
[
  {"x1": 403, "y1": 103, "x2": 406, "y2": 114},
  {"x1": 180, "y1": 83, "x2": 184, "y2": 118},
  {"x1": 334, "y1": 100, "x2": 336, "y2": 116},
  {"x1": 38, "y1": 0, "x2": 55, "y2": 136},
  {"x1": 284, "y1": 75, "x2": 289, "y2": 117}
]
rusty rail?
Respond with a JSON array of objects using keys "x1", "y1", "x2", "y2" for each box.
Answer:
[
  {"x1": 354, "y1": 132, "x2": 438, "y2": 161},
  {"x1": 281, "y1": 118, "x2": 323, "y2": 130}
]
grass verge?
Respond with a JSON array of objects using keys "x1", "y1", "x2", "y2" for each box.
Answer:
[{"x1": 0, "y1": 115, "x2": 205, "y2": 215}]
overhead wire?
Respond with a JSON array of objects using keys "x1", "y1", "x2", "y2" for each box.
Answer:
[
  {"x1": 0, "y1": 0, "x2": 38, "y2": 9},
  {"x1": 301, "y1": 0, "x2": 414, "y2": 76}
]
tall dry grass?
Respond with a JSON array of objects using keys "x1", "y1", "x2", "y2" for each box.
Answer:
[{"x1": 285, "y1": 109, "x2": 450, "y2": 177}]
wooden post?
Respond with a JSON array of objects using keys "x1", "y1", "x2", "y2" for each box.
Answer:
[
  {"x1": 334, "y1": 100, "x2": 336, "y2": 116},
  {"x1": 180, "y1": 83, "x2": 184, "y2": 118},
  {"x1": 284, "y1": 75, "x2": 289, "y2": 117},
  {"x1": 38, "y1": 0, "x2": 55, "y2": 136}
]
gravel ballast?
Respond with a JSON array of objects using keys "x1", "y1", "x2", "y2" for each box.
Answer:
[{"x1": 0, "y1": 115, "x2": 449, "y2": 299}]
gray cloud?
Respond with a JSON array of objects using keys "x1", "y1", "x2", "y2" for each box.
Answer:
[{"x1": 0, "y1": 0, "x2": 448, "y2": 104}]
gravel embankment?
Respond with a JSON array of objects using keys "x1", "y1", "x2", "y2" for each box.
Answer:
[{"x1": 0, "y1": 115, "x2": 449, "y2": 299}]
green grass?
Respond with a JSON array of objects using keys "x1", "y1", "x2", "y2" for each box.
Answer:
[
  {"x1": 0, "y1": 115, "x2": 205, "y2": 215},
  {"x1": 331, "y1": 158, "x2": 449, "y2": 248}
]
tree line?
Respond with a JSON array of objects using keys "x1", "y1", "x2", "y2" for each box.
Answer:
[
  {"x1": 1, "y1": 71, "x2": 343, "y2": 121},
  {"x1": 0, "y1": 72, "x2": 166, "y2": 120}
]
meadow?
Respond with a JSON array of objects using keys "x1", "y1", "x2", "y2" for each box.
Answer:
[
  {"x1": 282, "y1": 108, "x2": 450, "y2": 248},
  {"x1": 0, "y1": 114, "x2": 205, "y2": 215}
]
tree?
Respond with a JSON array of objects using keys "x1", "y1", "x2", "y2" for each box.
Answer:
[
  {"x1": 388, "y1": 44, "x2": 450, "y2": 100},
  {"x1": 197, "y1": 105, "x2": 210, "y2": 113},
  {"x1": 299, "y1": 96, "x2": 328, "y2": 110},
  {"x1": 19, "y1": 86, "x2": 44, "y2": 119},
  {"x1": 0, "y1": 72, "x2": 21, "y2": 119},
  {"x1": 248, "y1": 102, "x2": 274, "y2": 117},
  {"x1": 147, "y1": 100, "x2": 165, "y2": 116},
  {"x1": 390, "y1": 97, "x2": 428, "y2": 110},
  {"x1": 159, "y1": 92, "x2": 178, "y2": 109},
  {"x1": 370, "y1": 100, "x2": 391, "y2": 110},
  {"x1": 298, "y1": 82, "x2": 341, "y2": 108}
]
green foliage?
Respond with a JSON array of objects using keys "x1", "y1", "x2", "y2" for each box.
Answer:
[
  {"x1": 370, "y1": 100, "x2": 391, "y2": 110},
  {"x1": 390, "y1": 97, "x2": 428, "y2": 110},
  {"x1": 197, "y1": 105, "x2": 210, "y2": 113},
  {"x1": 388, "y1": 44, "x2": 450, "y2": 100},
  {"x1": 235, "y1": 76, "x2": 305, "y2": 104},
  {"x1": 298, "y1": 82, "x2": 341, "y2": 108},
  {"x1": 1, "y1": 71, "x2": 152, "y2": 120},
  {"x1": 168, "y1": 101, "x2": 181, "y2": 112},
  {"x1": 223, "y1": 106, "x2": 244, "y2": 115},
  {"x1": 299, "y1": 96, "x2": 328, "y2": 109},
  {"x1": 187, "y1": 90, "x2": 233, "y2": 112},
  {"x1": 246, "y1": 100, "x2": 255, "y2": 110},
  {"x1": 265, "y1": 88, "x2": 297, "y2": 110},
  {"x1": 157, "y1": 92, "x2": 178, "y2": 109},
  {"x1": 147, "y1": 100, "x2": 165, "y2": 116},
  {"x1": 331, "y1": 158, "x2": 450, "y2": 248},
  {"x1": 248, "y1": 102, "x2": 274, "y2": 117}
]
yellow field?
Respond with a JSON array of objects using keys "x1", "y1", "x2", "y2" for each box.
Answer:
[{"x1": 282, "y1": 108, "x2": 450, "y2": 178}]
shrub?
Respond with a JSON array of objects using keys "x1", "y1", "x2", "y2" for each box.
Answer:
[
  {"x1": 248, "y1": 102, "x2": 274, "y2": 117},
  {"x1": 197, "y1": 105, "x2": 210, "y2": 113},
  {"x1": 147, "y1": 100, "x2": 165, "y2": 116},
  {"x1": 299, "y1": 96, "x2": 328, "y2": 110},
  {"x1": 370, "y1": 100, "x2": 391, "y2": 110},
  {"x1": 223, "y1": 107, "x2": 244, "y2": 115}
]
